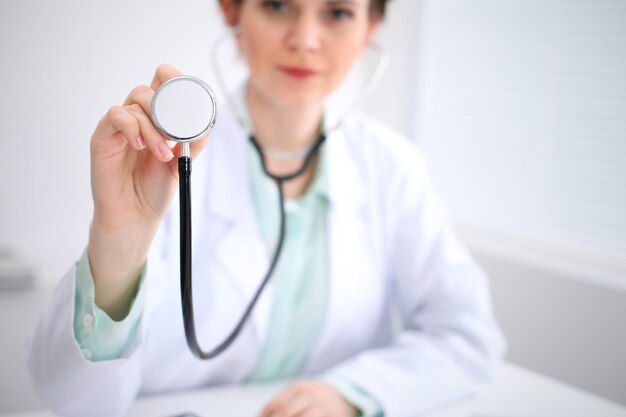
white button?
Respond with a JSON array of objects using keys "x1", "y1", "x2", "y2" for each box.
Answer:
[
  {"x1": 81, "y1": 348, "x2": 93, "y2": 360},
  {"x1": 82, "y1": 313, "x2": 94, "y2": 328}
]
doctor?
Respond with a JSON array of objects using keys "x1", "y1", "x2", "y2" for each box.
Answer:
[{"x1": 28, "y1": 1, "x2": 506, "y2": 416}]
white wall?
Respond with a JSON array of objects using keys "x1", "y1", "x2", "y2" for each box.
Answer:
[{"x1": 479, "y1": 250, "x2": 626, "y2": 406}]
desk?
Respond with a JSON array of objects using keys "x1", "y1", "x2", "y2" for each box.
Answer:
[{"x1": 2, "y1": 362, "x2": 625, "y2": 417}]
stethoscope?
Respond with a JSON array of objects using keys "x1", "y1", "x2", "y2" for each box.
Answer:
[{"x1": 150, "y1": 38, "x2": 388, "y2": 361}]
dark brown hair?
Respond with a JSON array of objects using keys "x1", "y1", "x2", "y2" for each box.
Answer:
[
  {"x1": 370, "y1": 0, "x2": 390, "y2": 20},
  {"x1": 223, "y1": 0, "x2": 391, "y2": 20}
]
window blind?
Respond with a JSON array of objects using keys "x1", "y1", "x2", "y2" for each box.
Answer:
[{"x1": 414, "y1": 0, "x2": 626, "y2": 288}]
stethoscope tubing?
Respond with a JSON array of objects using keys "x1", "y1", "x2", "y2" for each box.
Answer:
[{"x1": 179, "y1": 134, "x2": 325, "y2": 360}]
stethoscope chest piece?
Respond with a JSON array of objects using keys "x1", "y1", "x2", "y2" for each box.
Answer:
[{"x1": 151, "y1": 75, "x2": 218, "y2": 145}]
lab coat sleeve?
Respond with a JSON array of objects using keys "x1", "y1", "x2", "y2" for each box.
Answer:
[
  {"x1": 323, "y1": 374, "x2": 383, "y2": 417},
  {"x1": 323, "y1": 144, "x2": 507, "y2": 417},
  {"x1": 26, "y1": 221, "x2": 172, "y2": 417},
  {"x1": 26, "y1": 262, "x2": 144, "y2": 417},
  {"x1": 74, "y1": 248, "x2": 147, "y2": 361}
]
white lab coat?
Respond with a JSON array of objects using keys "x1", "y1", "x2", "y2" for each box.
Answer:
[{"x1": 27, "y1": 105, "x2": 506, "y2": 417}]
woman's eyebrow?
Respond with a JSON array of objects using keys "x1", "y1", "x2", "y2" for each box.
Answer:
[{"x1": 325, "y1": 0, "x2": 360, "y2": 6}]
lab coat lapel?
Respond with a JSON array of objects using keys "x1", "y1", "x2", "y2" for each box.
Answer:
[
  {"x1": 198, "y1": 112, "x2": 271, "y2": 342},
  {"x1": 307, "y1": 126, "x2": 385, "y2": 372}
]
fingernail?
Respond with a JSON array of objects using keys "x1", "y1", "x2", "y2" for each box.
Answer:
[
  {"x1": 159, "y1": 142, "x2": 174, "y2": 160},
  {"x1": 136, "y1": 135, "x2": 146, "y2": 149}
]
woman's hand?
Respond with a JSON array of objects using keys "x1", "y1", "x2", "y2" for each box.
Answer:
[
  {"x1": 88, "y1": 64, "x2": 209, "y2": 319},
  {"x1": 90, "y1": 64, "x2": 207, "y2": 230},
  {"x1": 259, "y1": 380, "x2": 358, "y2": 417}
]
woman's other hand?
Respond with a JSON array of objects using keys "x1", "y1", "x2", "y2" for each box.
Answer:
[{"x1": 259, "y1": 380, "x2": 358, "y2": 417}]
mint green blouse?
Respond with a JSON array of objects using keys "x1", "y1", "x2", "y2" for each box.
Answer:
[{"x1": 245, "y1": 140, "x2": 329, "y2": 382}]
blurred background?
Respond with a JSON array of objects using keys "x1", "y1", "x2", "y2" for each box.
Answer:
[{"x1": 0, "y1": 0, "x2": 624, "y2": 413}]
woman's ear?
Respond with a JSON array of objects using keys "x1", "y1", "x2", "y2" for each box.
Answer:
[{"x1": 219, "y1": 0, "x2": 240, "y2": 28}]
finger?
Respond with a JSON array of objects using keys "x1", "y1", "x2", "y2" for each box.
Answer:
[
  {"x1": 277, "y1": 394, "x2": 311, "y2": 417},
  {"x1": 260, "y1": 386, "x2": 303, "y2": 417},
  {"x1": 101, "y1": 106, "x2": 144, "y2": 150},
  {"x1": 122, "y1": 84, "x2": 175, "y2": 160},
  {"x1": 126, "y1": 103, "x2": 174, "y2": 162},
  {"x1": 150, "y1": 63, "x2": 183, "y2": 91},
  {"x1": 259, "y1": 394, "x2": 287, "y2": 417},
  {"x1": 264, "y1": 385, "x2": 299, "y2": 413},
  {"x1": 294, "y1": 408, "x2": 325, "y2": 417},
  {"x1": 122, "y1": 81, "x2": 209, "y2": 162},
  {"x1": 123, "y1": 84, "x2": 154, "y2": 117}
]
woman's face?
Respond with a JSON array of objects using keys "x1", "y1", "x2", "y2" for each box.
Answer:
[{"x1": 225, "y1": 0, "x2": 379, "y2": 108}]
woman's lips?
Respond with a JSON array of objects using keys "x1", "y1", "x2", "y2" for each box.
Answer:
[{"x1": 280, "y1": 66, "x2": 319, "y2": 80}]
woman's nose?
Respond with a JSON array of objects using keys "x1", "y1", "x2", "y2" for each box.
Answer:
[{"x1": 286, "y1": 12, "x2": 321, "y2": 53}]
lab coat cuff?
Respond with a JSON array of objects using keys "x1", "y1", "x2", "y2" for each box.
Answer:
[
  {"x1": 73, "y1": 248, "x2": 147, "y2": 361},
  {"x1": 321, "y1": 374, "x2": 384, "y2": 417}
]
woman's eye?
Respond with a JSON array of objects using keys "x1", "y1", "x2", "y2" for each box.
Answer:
[
  {"x1": 328, "y1": 8, "x2": 354, "y2": 21},
  {"x1": 262, "y1": 0, "x2": 288, "y2": 13}
]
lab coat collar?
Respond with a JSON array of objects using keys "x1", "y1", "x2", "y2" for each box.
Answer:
[
  {"x1": 202, "y1": 107, "x2": 249, "y2": 225},
  {"x1": 198, "y1": 111, "x2": 271, "y2": 343},
  {"x1": 324, "y1": 123, "x2": 369, "y2": 213}
]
